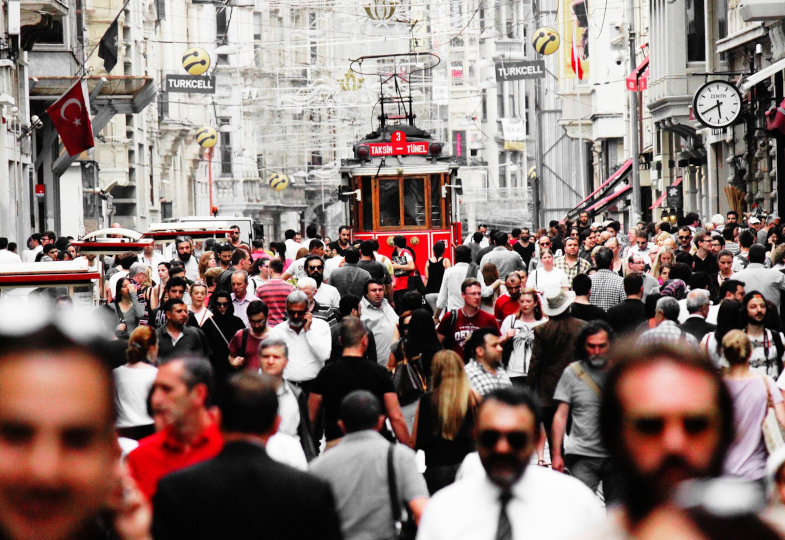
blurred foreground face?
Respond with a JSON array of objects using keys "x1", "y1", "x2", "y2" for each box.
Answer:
[
  {"x1": 476, "y1": 400, "x2": 536, "y2": 489},
  {"x1": 617, "y1": 361, "x2": 722, "y2": 499},
  {"x1": 0, "y1": 350, "x2": 117, "y2": 540}
]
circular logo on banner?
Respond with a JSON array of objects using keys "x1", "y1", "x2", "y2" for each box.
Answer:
[
  {"x1": 268, "y1": 172, "x2": 289, "y2": 191},
  {"x1": 532, "y1": 27, "x2": 560, "y2": 55},
  {"x1": 182, "y1": 48, "x2": 211, "y2": 75},
  {"x1": 195, "y1": 126, "x2": 217, "y2": 148}
]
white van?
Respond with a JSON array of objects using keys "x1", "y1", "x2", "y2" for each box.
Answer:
[{"x1": 161, "y1": 216, "x2": 263, "y2": 246}]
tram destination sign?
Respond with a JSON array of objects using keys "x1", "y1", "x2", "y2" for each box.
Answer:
[
  {"x1": 165, "y1": 75, "x2": 216, "y2": 94},
  {"x1": 367, "y1": 131, "x2": 429, "y2": 156},
  {"x1": 495, "y1": 60, "x2": 546, "y2": 81}
]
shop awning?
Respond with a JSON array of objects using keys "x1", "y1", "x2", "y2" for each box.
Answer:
[
  {"x1": 740, "y1": 56, "x2": 785, "y2": 93},
  {"x1": 585, "y1": 184, "x2": 632, "y2": 213},
  {"x1": 626, "y1": 55, "x2": 649, "y2": 91},
  {"x1": 649, "y1": 177, "x2": 683, "y2": 209},
  {"x1": 567, "y1": 158, "x2": 633, "y2": 217}
]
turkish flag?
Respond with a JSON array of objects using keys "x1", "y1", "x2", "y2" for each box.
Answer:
[
  {"x1": 571, "y1": 26, "x2": 584, "y2": 80},
  {"x1": 46, "y1": 79, "x2": 95, "y2": 156}
]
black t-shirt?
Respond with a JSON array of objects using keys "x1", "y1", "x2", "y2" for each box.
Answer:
[
  {"x1": 311, "y1": 356, "x2": 395, "y2": 440},
  {"x1": 512, "y1": 242, "x2": 536, "y2": 266},
  {"x1": 357, "y1": 259, "x2": 392, "y2": 284},
  {"x1": 570, "y1": 302, "x2": 608, "y2": 322}
]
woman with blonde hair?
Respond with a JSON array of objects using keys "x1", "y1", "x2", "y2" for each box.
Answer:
[
  {"x1": 189, "y1": 281, "x2": 212, "y2": 327},
  {"x1": 723, "y1": 329, "x2": 785, "y2": 481},
  {"x1": 114, "y1": 326, "x2": 158, "y2": 440},
  {"x1": 413, "y1": 350, "x2": 479, "y2": 494},
  {"x1": 651, "y1": 248, "x2": 675, "y2": 283}
]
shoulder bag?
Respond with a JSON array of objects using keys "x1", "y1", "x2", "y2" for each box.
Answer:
[
  {"x1": 392, "y1": 341, "x2": 426, "y2": 406},
  {"x1": 387, "y1": 444, "x2": 417, "y2": 540},
  {"x1": 761, "y1": 376, "x2": 785, "y2": 453}
]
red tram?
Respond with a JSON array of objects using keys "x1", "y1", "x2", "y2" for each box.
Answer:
[{"x1": 339, "y1": 53, "x2": 462, "y2": 273}]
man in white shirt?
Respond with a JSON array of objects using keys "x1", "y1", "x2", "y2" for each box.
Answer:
[
  {"x1": 138, "y1": 244, "x2": 166, "y2": 284},
  {"x1": 269, "y1": 290, "x2": 332, "y2": 392},
  {"x1": 173, "y1": 236, "x2": 199, "y2": 282},
  {"x1": 417, "y1": 387, "x2": 603, "y2": 540},
  {"x1": 231, "y1": 270, "x2": 260, "y2": 327},
  {"x1": 0, "y1": 238, "x2": 21, "y2": 264},
  {"x1": 434, "y1": 245, "x2": 494, "y2": 322},
  {"x1": 284, "y1": 229, "x2": 306, "y2": 261},
  {"x1": 21, "y1": 233, "x2": 43, "y2": 263}
]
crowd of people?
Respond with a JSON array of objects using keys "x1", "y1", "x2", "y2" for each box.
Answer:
[{"x1": 4, "y1": 212, "x2": 785, "y2": 539}]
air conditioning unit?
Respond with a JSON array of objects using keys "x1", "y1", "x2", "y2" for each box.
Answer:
[{"x1": 738, "y1": 0, "x2": 785, "y2": 21}]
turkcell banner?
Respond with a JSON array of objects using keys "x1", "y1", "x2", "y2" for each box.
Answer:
[
  {"x1": 165, "y1": 75, "x2": 216, "y2": 94},
  {"x1": 495, "y1": 60, "x2": 546, "y2": 81}
]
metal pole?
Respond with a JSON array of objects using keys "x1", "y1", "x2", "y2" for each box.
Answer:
[
  {"x1": 627, "y1": 0, "x2": 641, "y2": 225},
  {"x1": 207, "y1": 147, "x2": 214, "y2": 212},
  {"x1": 532, "y1": 0, "x2": 543, "y2": 229}
]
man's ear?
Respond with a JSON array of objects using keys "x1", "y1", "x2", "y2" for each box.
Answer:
[
  {"x1": 338, "y1": 419, "x2": 347, "y2": 435},
  {"x1": 376, "y1": 415, "x2": 386, "y2": 432}
]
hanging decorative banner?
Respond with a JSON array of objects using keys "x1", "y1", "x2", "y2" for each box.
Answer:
[
  {"x1": 338, "y1": 70, "x2": 364, "y2": 91},
  {"x1": 495, "y1": 60, "x2": 546, "y2": 81},
  {"x1": 364, "y1": 0, "x2": 397, "y2": 20}
]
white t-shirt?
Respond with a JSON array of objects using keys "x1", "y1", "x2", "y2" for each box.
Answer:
[
  {"x1": 500, "y1": 316, "x2": 547, "y2": 377},
  {"x1": 113, "y1": 365, "x2": 157, "y2": 428},
  {"x1": 525, "y1": 266, "x2": 568, "y2": 293}
]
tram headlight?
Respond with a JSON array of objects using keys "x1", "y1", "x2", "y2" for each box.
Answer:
[
  {"x1": 429, "y1": 142, "x2": 443, "y2": 157},
  {"x1": 355, "y1": 144, "x2": 370, "y2": 161}
]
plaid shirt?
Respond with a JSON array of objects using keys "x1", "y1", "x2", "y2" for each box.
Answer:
[
  {"x1": 589, "y1": 269, "x2": 626, "y2": 311},
  {"x1": 465, "y1": 360, "x2": 512, "y2": 395},
  {"x1": 639, "y1": 320, "x2": 698, "y2": 347},
  {"x1": 553, "y1": 256, "x2": 591, "y2": 287}
]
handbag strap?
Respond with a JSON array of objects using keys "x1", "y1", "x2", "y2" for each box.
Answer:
[
  {"x1": 571, "y1": 362, "x2": 602, "y2": 399},
  {"x1": 762, "y1": 375, "x2": 774, "y2": 409},
  {"x1": 387, "y1": 444, "x2": 403, "y2": 531},
  {"x1": 114, "y1": 302, "x2": 125, "y2": 323}
]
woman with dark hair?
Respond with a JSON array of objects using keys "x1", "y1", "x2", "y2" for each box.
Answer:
[
  {"x1": 114, "y1": 326, "x2": 158, "y2": 440},
  {"x1": 424, "y1": 241, "x2": 451, "y2": 298},
  {"x1": 148, "y1": 261, "x2": 171, "y2": 310},
  {"x1": 499, "y1": 288, "x2": 547, "y2": 387},
  {"x1": 111, "y1": 277, "x2": 144, "y2": 339},
  {"x1": 701, "y1": 299, "x2": 743, "y2": 368},
  {"x1": 480, "y1": 262, "x2": 500, "y2": 314},
  {"x1": 388, "y1": 308, "x2": 443, "y2": 380},
  {"x1": 413, "y1": 350, "x2": 479, "y2": 494},
  {"x1": 201, "y1": 289, "x2": 245, "y2": 401},
  {"x1": 391, "y1": 235, "x2": 415, "y2": 312}
]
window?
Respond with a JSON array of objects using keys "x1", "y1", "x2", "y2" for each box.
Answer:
[
  {"x1": 482, "y1": 89, "x2": 487, "y2": 118},
  {"x1": 253, "y1": 12, "x2": 263, "y2": 67},
  {"x1": 378, "y1": 179, "x2": 401, "y2": 227},
  {"x1": 361, "y1": 177, "x2": 372, "y2": 230},
  {"x1": 686, "y1": 0, "x2": 705, "y2": 62},
  {"x1": 403, "y1": 177, "x2": 426, "y2": 226},
  {"x1": 430, "y1": 175, "x2": 443, "y2": 228},
  {"x1": 219, "y1": 118, "x2": 232, "y2": 176}
]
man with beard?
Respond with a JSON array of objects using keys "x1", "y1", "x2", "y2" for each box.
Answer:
[
  {"x1": 228, "y1": 300, "x2": 269, "y2": 371},
  {"x1": 742, "y1": 292, "x2": 785, "y2": 378},
  {"x1": 588, "y1": 342, "x2": 747, "y2": 537},
  {"x1": 417, "y1": 387, "x2": 602, "y2": 539},
  {"x1": 128, "y1": 356, "x2": 223, "y2": 500},
  {"x1": 173, "y1": 237, "x2": 199, "y2": 282},
  {"x1": 550, "y1": 321, "x2": 620, "y2": 502},
  {"x1": 303, "y1": 255, "x2": 341, "y2": 313},
  {"x1": 553, "y1": 237, "x2": 591, "y2": 288},
  {"x1": 156, "y1": 299, "x2": 212, "y2": 360},
  {"x1": 494, "y1": 273, "x2": 523, "y2": 323},
  {"x1": 464, "y1": 328, "x2": 512, "y2": 395}
]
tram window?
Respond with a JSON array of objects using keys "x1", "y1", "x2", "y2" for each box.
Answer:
[
  {"x1": 379, "y1": 179, "x2": 401, "y2": 227},
  {"x1": 430, "y1": 175, "x2": 442, "y2": 228},
  {"x1": 361, "y1": 177, "x2": 372, "y2": 230},
  {"x1": 403, "y1": 177, "x2": 426, "y2": 226}
]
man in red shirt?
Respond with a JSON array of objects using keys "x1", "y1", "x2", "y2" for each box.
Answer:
[
  {"x1": 128, "y1": 356, "x2": 223, "y2": 500},
  {"x1": 494, "y1": 272, "x2": 523, "y2": 323},
  {"x1": 437, "y1": 278, "x2": 499, "y2": 359}
]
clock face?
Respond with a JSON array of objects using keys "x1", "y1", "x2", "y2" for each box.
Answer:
[{"x1": 693, "y1": 81, "x2": 742, "y2": 129}]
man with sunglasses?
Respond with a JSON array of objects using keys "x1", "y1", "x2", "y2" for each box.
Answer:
[
  {"x1": 417, "y1": 387, "x2": 602, "y2": 539},
  {"x1": 593, "y1": 342, "x2": 738, "y2": 537},
  {"x1": 676, "y1": 227, "x2": 694, "y2": 257}
]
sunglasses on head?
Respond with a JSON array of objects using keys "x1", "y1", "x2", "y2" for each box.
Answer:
[{"x1": 477, "y1": 429, "x2": 530, "y2": 450}]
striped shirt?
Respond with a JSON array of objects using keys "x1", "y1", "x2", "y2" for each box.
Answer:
[{"x1": 256, "y1": 279, "x2": 295, "y2": 328}]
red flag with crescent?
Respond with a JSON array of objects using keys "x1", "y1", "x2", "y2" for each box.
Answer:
[
  {"x1": 46, "y1": 79, "x2": 94, "y2": 156},
  {"x1": 571, "y1": 25, "x2": 584, "y2": 80}
]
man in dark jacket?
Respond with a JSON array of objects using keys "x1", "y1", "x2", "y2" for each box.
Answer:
[
  {"x1": 152, "y1": 372, "x2": 342, "y2": 540},
  {"x1": 679, "y1": 289, "x2": 716, "y2": 342},
  {"x1": 606, "y1": 273, "x2": 647, "y2": 336},
  {"x1": 527, "y1": 285, "x2": 585, "y2": 451}
]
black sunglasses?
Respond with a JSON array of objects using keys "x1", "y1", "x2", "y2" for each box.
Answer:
[
  {"x1": 216, "y1": 302, "x2": 230, "y2": 307},
  {"x1": 626, "y1": 414, "x2": 715, "y2": 437},
  {"x1": 478, "y1": 429, "x2": 530, "y2": 450},
  {"x1": 307, "y1": 265, "x2": 323, "y2": 271}
]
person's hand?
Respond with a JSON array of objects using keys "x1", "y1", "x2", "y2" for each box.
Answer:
[
  {"x1": 303, "y1": 312, "x2": 313, "y2": 332},
  {"x1": 107, "y1": 461, "x2": 152, "y2": 540},
  {"x1": 230, "y1": 356, "x2": 245, "y2": 367},
  {"x1": 128, "y1": 283, "x2": 137, "y2": 294},
  {"x1": 551, "y1": 454, "x2": 565, "y2": 473},
  {"x1": 505, "y1": 329, "x2": 516, "y2": 340},
  {"x1": 117, "y1": 322, "x2": 127, "y2": 334}
]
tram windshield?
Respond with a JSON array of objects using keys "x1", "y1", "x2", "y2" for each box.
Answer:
[{"x1": 355, "y1": 173, "x2": 448, "y2": 232}]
